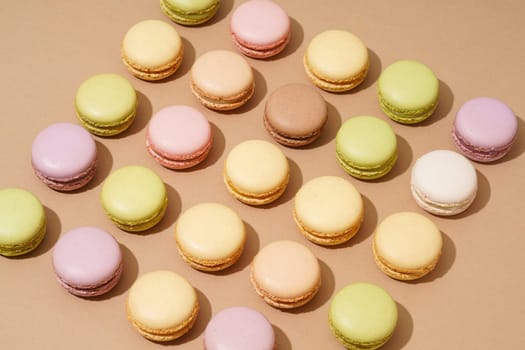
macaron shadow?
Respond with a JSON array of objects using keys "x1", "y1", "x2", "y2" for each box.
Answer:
[
  {"x1": 111, "y1": 90, "x2": 152, "y2": 138},
  {"x1": 287, "y1": 259, "x2": 335, "y2": 314},
  {"x1": 493, "y1": 115, "x2": 525, "y2": 163},
  {"x1": 418, "y1": 80, "x2": 454, "y2": 127},
  {"x1": 449, "y1": 169, "x2": 491, "y2": 219},
  {"x1": 92, "y1": 243, "x2": 139, "y2": 300},
  {"x1": 263, "y1": 157, "x2": 303, "y2": 209},
  {"x1": 222, "y1": 68, "x2": 268, "y2": 115},
  {"x1": 342, "y1": 48, "x2": 382, "y2": 94},
  {"x1": 369, "y1": 134, "x2": 413, "y2": 183},
  {"x1": 153, "y1": 37, "x2": 196, "y2": 83},
  {"x1": 303, "y1": 102, "x2": 342, "y2": 149},
  {"x1": 265, "y1": 17, "x2": 304, "y2": 61},
  {"x1": 178, "y1": 122, "x2": 225, "y2": 171},
  {"x1": 273, "y1": 324, "x2": 293, "y2": 350},
  {"x1": 71, "y1": 141, "x2": 113, "y2": 193},
  {"x1": 141, "y1": 183, "x2": 181, "y2": 235},
  {"x1": 10, "y1": 206, "x2": 61, "y2": 259},
  {"x1": 206, "y1": 0, "x2": 234, "y2": 25},
  {"x1": 381, "y1": 302, "x2": 413, "y2": 350}
]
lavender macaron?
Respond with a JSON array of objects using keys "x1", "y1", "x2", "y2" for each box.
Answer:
[
  {"x1": 31, "y1": 122, "x2": 97, "y2": 191},
  {"x1": 52, "y1": 227, "x2": 123, "y2": 297},
  {"x1": 452, "y1": 97, "x2": 518, "y2": 162},
  {"x1": 204, "y1": 306, "x2": 275, "y2": 350}
]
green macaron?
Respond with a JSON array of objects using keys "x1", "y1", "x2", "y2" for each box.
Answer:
[
  {"x1": 160, "y1": 0, "x2": 221, "y2": 26},
  {"x1": 378, "y1": 60, "x2": 439, "y2": 124},
  {"x1": 0, "y1": 188, "x2": 46, "y2": 256},
  {"x1": 329, "y1": 282, "x2": 398, "y2": 350},
  {"x1": 336, "y1": 116, "x2": 398, "y2": 180}
]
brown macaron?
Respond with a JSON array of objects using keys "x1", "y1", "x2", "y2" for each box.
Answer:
[{"x1": 263, "y1": 83, "x2": 327, "y2": 147}]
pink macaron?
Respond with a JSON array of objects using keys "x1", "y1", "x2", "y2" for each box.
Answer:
[
  {"x1": 230, "y1": 0, "x2": 291, "y2": 59},
  {"x1": 52, "y1": 227, "x2": 123, "y2": 297},
  {"x1": 146, "y1": 105, "x2": 213, "y2": 170},
  {"x1": 31, "y1": 122, "x2": 97, "y2": 191},
  {"x1": 204, "y1": 306, "x2": 275, "y2": 350},
  {"x1": 452, "y1": 97, "x2": 518, "y2": 162}
]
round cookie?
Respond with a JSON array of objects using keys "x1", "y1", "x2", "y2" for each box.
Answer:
[
  {"x1": 190, "y1": 50, "x2": 255, "y2": 111},
  {"x1": 378, "y1": 60, "x2": 439, "y2": 124},
  {"x1": 294, "y1": 176, "x2": 364, "y2": 245},
  {"x1": 52, "y1": 227, "x2": 123, "y2": 297},
  {"x1": 230, "y1": 0, "x2": 290, "y2": 59},
  {"x1": 160, "y1": 0, "x2": 220, "y2": 26},
  {"x1": 452, "y1": 97, "x2": 518, "y2": 162},
  {"x1": 31, "y1": 122, "x2": 97, "y2": 191},
  {"x1": 411, "y1": 150, "x2": 477, "y2": 216},
  {"x1": 250, "y1": 240, "x2": 321, "y2": 309},
  {"x1": 373, "y1": 212, "x2": 443, "y2": 280},
  {"x1": 0, "y1": 188, "x2": 46, "y2": 257},
  {"x1": 336, "y1": 116, "x2": 398, "y2": 180},
  {"x1": 75, "y1": 73, "x2": 137, "y2": 136},
  {"x1": 175, "y1": 203, "x2": 246, "y2": 271},
  {"x1": 146, "y1": 105, "x2": 212, "y2": 169},
  {"x1": 126, "y1": 270, "x2": 199, "y2": 342},
  {"x1": 224, "y1": 139, "x2": 289, "y2": 206},
  {"x1": 304, "y1": 29, "x2": 369, "y2": 92},
  {"x1": 204, "y1": 307, "x2": 275, "y2": 350},
  {"x1": 329, "y1": 282, "x2": 398, "y2": 350},
  {"x1": 121, "y1": 19, "x2": 184, "y2": 81},
  {"x1": 263, "y1": 83, "x2": 327, "y2": 147},
  {"x1": 100, "y1": 166, "x2": 168, "y2": 232}
]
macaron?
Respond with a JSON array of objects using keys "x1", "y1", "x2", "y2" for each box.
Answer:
[
  {"x1": 304, "y1": 29, "x2": 369, "y2": 92},
  {"x1": 100, "y1": 166, "x2": 168, "y2": 232},
  {"x1": 373, "y1": 212, "x2": 442, "y2": 280},
  {"x1": 126, "y1": 270, "x2": 199, "y2": 342},
  {"x1": 75, "y1": 73, "x2": 137, "y2": 136},
  {"x1": 160, "y1": 0, "x2": 220, "y2": 26},
  {"x1": 52, "y1": 227, "x2": 123, "y2": 297},
  {"x1": 0, "y1": 188, "x2": 46, "y2": 257},
  {"x1": 263, "y1": 83, "x2": 327, "y2": 147},
  {"x1": 31, "y1": 122, "x2": 97, "y2": 191},
  {"x1": 378, "y1": 60, "x2": 439, "y2": 124},
  {"x1": 224, "y1": 139, "x2": 289, "y2": 206},
  {"x1": 293, "y1": 176, "x2": 364, "y2": 246},
  {"x1": 190, "y1": 49, "x2": 255, "y2": 111},
  {"x1": 250, "y1": 240, "x2": 321, "y2": 309},
  {"x1": 411, "y1": 150, "x2": 477, "y2": 216},
  {"x1": 329, "y1": 282, "x2": 398, "y2": 350},
  {"x1": 146, "y1": 105, "x2": 212, "y2": 170},
  {"x1": 121, "y1": 19, "x2": 184, "y2": 81},
  {"x1": 174, "y1": 203, "x2": 246, "y2": 271},
  {"x1": 336, "y1": 116, "x2": 398, "y2": 180},
  {"x1": 204, "y1": 307, "x2": 275, "y2": 350},
  {"x1": 230, "y1": 0, "x2": 290, "y2": 59},
  {"x1": 452, "y1": 97, "x2": 518, "y2": 162}
]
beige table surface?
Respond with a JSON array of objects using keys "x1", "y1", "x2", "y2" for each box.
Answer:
[{"x1": 1, "y1": 0, "x2": 524, "y2": 349}]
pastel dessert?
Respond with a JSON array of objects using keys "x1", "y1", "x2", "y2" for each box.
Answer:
[
  {"x1": 224, "y1": 139, "x2": 289, "y2": 205},
  {"x1": 329, "y1": 282, "x2": 398, "y2": 350},
  {"x1": 452, "y1": 97, "x2": 518, "y2": 162},
  {"x1": 411, "y1": 150, "x2": 477, "y2": 216},
  {"x1": 0, "y1": 188, "x2": 46, "y2": 257},
  {"x1": 75, "y1": 73, "x2": 137, "y2": 136},
  {"x1": 304, "y1": 29, "x2": 369, "y2": 92},
  {"x1": 263, "y1": 83, "x2": 327, "y2": 147},
  {"x1": 373, "y1": 212, "x2": 442, "y2": 280},
  {"x1": 175, "y1": 203, "x2": 246, "y2": 271},
  {"x1": 204, "y1": 306, "x2": 275, "y2": 350},
  {"x1": 100, "y1": 166, "x2": 167, "y2": 232},
  {"x1": 190, "y1": 50, "x2": 255, "y2": 111},
  {"x1": 250, "y1": 240, "x2": 321, "y2": 309},
  {"x1": 31, "y1": 123, "x2": 97, "y2": 191},
  {"x1": 378, "y1": 60, "x2": 439, "y2": 124},
  {"x1": 336, "y1": 116, "x2": 398, "y2": 180},
  {"x1": 160, "y1": 0, "x2": 220, "y2": 26},
  {"x1": 146, "y1": 105, "x2": 212, "y2": 170},
  {"x1": 126, "y1": 270, "x2": 199, "y2": 342},
  {"x1": 294, "y1": 176, "x2": 364, "y2": 245},
  {"x1": 122, "y1": 19, "x2": 184, "y2": 81},
  {"x1": 230, "y1": 0, "x2": 290, "y2": 59},
  {"x1": 52, "y1": 227, "x2": 123, "y2": 297}
]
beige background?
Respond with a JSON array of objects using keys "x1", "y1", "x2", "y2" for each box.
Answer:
[{"x1": 1, "y1": 0, "x2": 524, "y2": 349}]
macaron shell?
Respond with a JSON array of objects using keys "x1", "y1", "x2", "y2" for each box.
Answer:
[
  {"x1": 52, "y1": 227, "x2": 122, "y2": 296},
  {"x1": 160, "y1": 0, "x2": 220, "y2": 25},
  {"x1": 31, "y1": 123, "x2": 97, "y2": 181},
  {"x1": 251, "y1": 240, "x2": 321, "y2": 307},
  {"x1": 329, "y1": 283, "x2": 397, "y2": 348},
  {"x1": 204, "y1": 307, "x2": 275, "y2": 350},
  {"x1": 0, "y1": 188, "x2": 46, "y2": 256}
]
